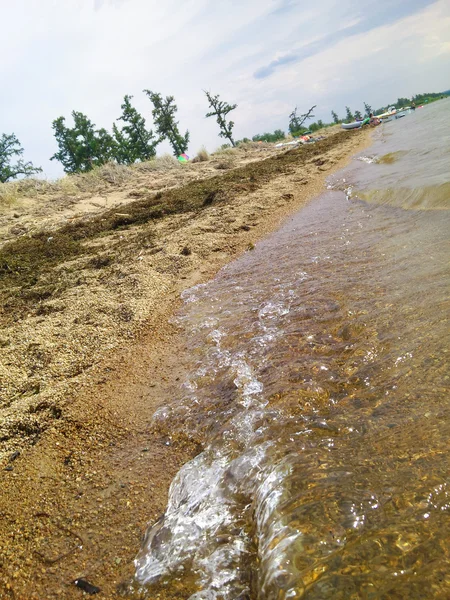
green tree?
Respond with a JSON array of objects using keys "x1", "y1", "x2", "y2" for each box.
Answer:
[
  {"x1": 289, "y1": 105, "x2": 316, "y2": 134},
  {"x1": 354, "y1": 110, "x2": 363, "y2": 120},
  {"x1": 205, "y1": 91, "x2": 237, "y2": 147},
  {"x1": 363, "y1": 102, "x2": 372, "y2": 117},
  {"x1": 113, "y1": 95, "x2": 159, "y2": 164},
  {"x1": 345, "y1": 106, "x2": 354, "y2": 122},
  {"x1": 395, "y1": 97, "x2": 410, "y2": 108},
  {"x1": 143, "y1": 90, "x2": 189, "y2": 157},
  {"x1": 51, "y1": 112, "x2": 115, "y2": 173},
  {"x1": 412, "y1": 92, "x2": 445, "y2": 104},
  {"x1": 111, "y1": 124, "x2": 129, "y2": 165},
  {"x1": 331, "y1": 110, "x2": 340, "y2": 124},
  {"x1": 0, "y1": 133, "x2": 42, "y2": 183},
  {"x1": 252, "y1": 129, "x2": 285, "y2": 143}
]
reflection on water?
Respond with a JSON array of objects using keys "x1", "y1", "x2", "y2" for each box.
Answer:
[{"x1": 134, "y1": 100, "x2": 450, "y2": 599}]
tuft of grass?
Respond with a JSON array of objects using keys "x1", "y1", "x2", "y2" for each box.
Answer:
[
  {"x1": 52, "y1": 176, "x2": 78, "y2": 196},
  {"x1": 192, "y1": 147, "x2": 210, "y2": 163},
  {"x1": 0, "y1": 179, "x2": 56, "y2": 207},
  {"x1": 133, "y1": 154, "x2": 180, "y2": 173},
  {"x1": 0, "y1": 183, "x2": 19, "y2": 208},
  {"x1": 215, "y1": 158, "x2": 235, "y2": 170},
  {"x1": 212, "y1": 146, "x2": 238, "y2": 157},
  {"x1": 71, "y1": 162, "x2": 133, "y2": 191}
]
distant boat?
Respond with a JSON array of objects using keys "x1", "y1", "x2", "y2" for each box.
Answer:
[
  {"x1": 395, "y1": 108, "x2": 413, "y2": 119},
  {"x1": 341, "y1": 116, "x2": 371, "y2": 129},
  {"x1": 341, "y1": 121, "x2": 363, "y2": 129},
  {"x1": 379, "y1": 109, "x2": 412, "y2": 123},
  {"x1": 374, "y1": 106, "x2": 399, "y2": 119}
]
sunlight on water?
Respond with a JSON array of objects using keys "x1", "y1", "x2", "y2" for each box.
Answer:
[{"x1": 134, "y1": 100, "x2": 450, "y2": 599}]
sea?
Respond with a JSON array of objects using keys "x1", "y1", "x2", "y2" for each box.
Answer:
[{"x1": 133, "y1": 99, "x2": 450, "y2": 599}]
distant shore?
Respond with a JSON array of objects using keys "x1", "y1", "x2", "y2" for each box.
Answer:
[{"x1": 0, "y1": 127, "x2": 372, "y2": 599}]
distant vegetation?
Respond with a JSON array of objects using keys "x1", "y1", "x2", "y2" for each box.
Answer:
[
  {"x1": 0, "y1": 89, "x2": 448, "y2": 181},
  {"x1": 333, "y1": 92, "x2": 448, "y2": 124},
  {"x1": 251, "y1": 130, "x2": 286, "y2": 143},
  {"x1": 373, "y1": 91, "x2": 447, "y2": 115}
]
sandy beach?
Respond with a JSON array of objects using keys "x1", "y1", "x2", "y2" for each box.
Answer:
[{"x1": 0, "y1": 128, "x2": 371, "y2": 599}]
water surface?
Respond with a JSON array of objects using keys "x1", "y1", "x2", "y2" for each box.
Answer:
[{"x1": 135, "y1": 100, "x2": 450, "y2": 599}]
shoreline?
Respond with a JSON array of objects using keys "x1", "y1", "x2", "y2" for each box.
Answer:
[{"x1": 0, "y1": 128, "x2": 373, "y2": 599}]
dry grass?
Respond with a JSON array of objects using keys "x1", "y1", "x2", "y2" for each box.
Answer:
[
  {"x1": 0, "y1": 179, "x2": 56, "y2": 207},
  {"x1": 133, "y1": 154, "x2": 180, "y2": 173},
  {"x1": 0, "y1": 183, "x2": 19, "y2": 208},
  {"x1": 192, "y1": 147, "x2": 210, "y2": 163},
  {"x1": 237, "y1": 140, "x2": 274, "y2": 150},
  {"x1": 0, "y1": 156, "x2": 182, "y2": 207},
  {"x1": 212, "y1": 146, "x2": 239, "y2": 157},
  {"x1": 71, "y1": 162, "x2": 133, "y2": 190},
  {"x1": 214, "y1": 157, "x2": 236, "y2": 170}
]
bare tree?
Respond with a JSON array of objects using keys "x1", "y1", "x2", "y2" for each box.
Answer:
[
  {"x1": 205, "y1": 91, "x2": 237, "y2": 147},
  {"x1": 289, "y1": 105, "x2": 316, "y2": 133}
]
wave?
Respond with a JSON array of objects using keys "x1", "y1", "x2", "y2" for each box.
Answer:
[{"x1": 354, "y1": 181, "x2": 450, "y2": 211}]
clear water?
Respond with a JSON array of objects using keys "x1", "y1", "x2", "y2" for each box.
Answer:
[{"x1": 134, "y1": 100, "x2": 450, "y2": 599}]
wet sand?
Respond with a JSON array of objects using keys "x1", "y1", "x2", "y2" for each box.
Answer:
[{"x1": 0, "y1": 129, "x2": 372, "y2": 599}]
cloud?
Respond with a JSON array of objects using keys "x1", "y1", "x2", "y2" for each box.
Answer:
[
  {"x1": 253, "y1": 0, "x2": 437, "y2": 80},
  {"x1": 254, "y1": 54, "x2": 299, "y2": 79}
]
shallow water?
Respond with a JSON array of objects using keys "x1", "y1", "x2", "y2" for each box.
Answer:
[{"x1": 134, "y1": 100, "x2": 450, "y2": 599}]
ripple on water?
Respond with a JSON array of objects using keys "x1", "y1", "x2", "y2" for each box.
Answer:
[{"x1": 134, "y1": 100, "x2": 450, "y2": 599}]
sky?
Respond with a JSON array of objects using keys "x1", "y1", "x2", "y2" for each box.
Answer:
[{"x1": 1, "y1": 0, "x2": 449, "y2": 178}]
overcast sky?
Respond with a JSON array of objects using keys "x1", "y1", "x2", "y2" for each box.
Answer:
[{"x1": 1, "y1": 0, "x2": 449, "y2": 178}]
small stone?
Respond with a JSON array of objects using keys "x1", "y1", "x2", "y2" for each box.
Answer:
[{"x1": 74, "y1": 579, "x2": 100, "y2": 594}]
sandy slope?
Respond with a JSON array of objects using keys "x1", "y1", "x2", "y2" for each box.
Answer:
[{"x1": 0, "y1": 128, "x2": 371, "y2": 599}]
